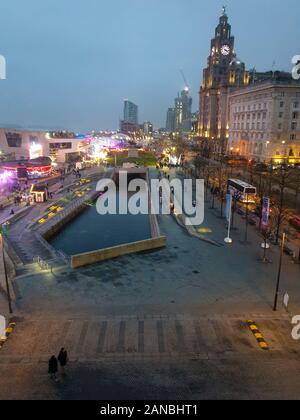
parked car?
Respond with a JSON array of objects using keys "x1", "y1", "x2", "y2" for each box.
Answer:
[{"x1": 253, "y1": 163, "x2": 268, "y2": 172}]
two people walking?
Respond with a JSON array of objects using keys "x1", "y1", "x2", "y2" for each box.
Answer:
[{"x1": 48, "y1": 348, "x2": 68, "y2": 381}]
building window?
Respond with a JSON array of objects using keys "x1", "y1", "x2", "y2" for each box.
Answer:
[
  {"x1": 290, "y1": 134, "x2": 296, "y2": 141},
  {"x1": 294, "y1": 102, "x2": 300, "y2": 109},
  {"x1": 5, "y1": 132, "x2": 22, "y2": 147},
  {"x1": 278, "y1": 123, "x2": 282, "y2": 130},
  {"x1": 279, "y1": 112, "x2": 283, "y2": 118},
  {"x1": 292, "y1": 112, "x2": 299, "y2": 120},
  {"x1": 49, "y1": 142, "x2": 72, "y2": 150},
  {"x1": 280, "y1": 102, "x2": 284, "y2": 108},
  {"x1": 291, "y1": 122, "x2": 297, "y2": 130}
]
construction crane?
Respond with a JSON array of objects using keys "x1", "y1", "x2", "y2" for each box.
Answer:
[{"x1": 180, "y1": 70, "x2": 190, "y2": 92}]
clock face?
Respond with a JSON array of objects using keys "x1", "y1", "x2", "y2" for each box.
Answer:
[{"x1": 221, "y1": 45, "x2": 230, "y2": 56}]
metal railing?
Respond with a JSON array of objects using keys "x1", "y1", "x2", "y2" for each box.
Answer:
[
  {"x1": 33, "y1": 256, "x2": 53, "y2": 272},
  {"x1": 56, "y1": 249, "x2": 71, "y2": 264}
]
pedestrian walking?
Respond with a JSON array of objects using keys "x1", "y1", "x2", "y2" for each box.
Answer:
[
  {"x1": 58, "y1": 348, "x2": 68, "y2": 375},
  {"x1": 48, "y1": 355, "x2": 58, "y2": 381}
]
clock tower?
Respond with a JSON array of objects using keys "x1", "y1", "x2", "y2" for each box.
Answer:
[{"x1": 199, "y1": 8, "x2": 249, "y2": 156}]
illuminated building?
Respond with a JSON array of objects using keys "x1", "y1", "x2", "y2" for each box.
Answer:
[
  {"x1": 199, "y1": 7, "x2": 249, "y2": 156},
  {"x1": 166, "y1": 108, "x2": 176, "y2": 133},
  {"x1": 0, "y1": 129, "x2": 49, "y2": 161},
  {"x1": 119, "y1": 120, "x2": 141, "y2": 137},
  {"x1": 30, "y1": 184, "x2": 49, "y2": 202},
  {"x1": 1, "y1": 157, "x2": 53, "y2": 179},
  {"x1": 143, "y1": 121, "x2": 153, "y2": 136},
  {"x1": 175, "y1": 89, "x2": 192, "y2": 133},
  {"x1": 228, "y1": 75, "x2": 300, "y2": 163},
  {"x1": 48, "y1": 137, "x2": 89, "y2": 163}
]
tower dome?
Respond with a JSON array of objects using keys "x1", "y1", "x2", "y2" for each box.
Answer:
[{"x1": 230, "y1": 57, "x2": 242, "y2": 67}]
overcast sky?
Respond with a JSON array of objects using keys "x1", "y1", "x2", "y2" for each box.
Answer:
[{"x1": 0, "y1": 0, "x2": 299, "y2": 132}]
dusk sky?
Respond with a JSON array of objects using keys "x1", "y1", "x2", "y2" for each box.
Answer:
[{"x1": 0, "y1": 0, "x2": 299, "y2": 132}]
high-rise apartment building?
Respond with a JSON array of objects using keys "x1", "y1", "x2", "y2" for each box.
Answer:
[
  {"x1": 175, "y1": 89, "x2": 193, "y2": 133},
  {"x1": 123, "y1": 99, "x2": 138, "y2": 125},
  {"x1": 166, "y1": 108, "x2": 176, "y2": 132},
  {"x1": 120, "y1": 99, "x2": 139, "y2": 135}
]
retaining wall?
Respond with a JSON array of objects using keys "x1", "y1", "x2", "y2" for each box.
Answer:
[
  {"x1": 39, "y1": 168, "x2": 166, "y2": 268},
  {"x1": 71, "y1": 236, "x2": 167, "y2": 268}
]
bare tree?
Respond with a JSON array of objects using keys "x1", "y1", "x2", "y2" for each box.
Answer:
[
  {"x1": 270, "y1": 168, "x2": 292, "y2": 244},
  {"x1": 216, "y1": 165, "x2": 228, "y2": 218}
]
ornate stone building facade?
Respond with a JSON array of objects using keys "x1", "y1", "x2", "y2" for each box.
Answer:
[
  {"x1": 228, "y1": 77, "x2": 300, "y2": 163},
  {"x1": 199, "y1": 8, "x2": 250, "y2": 156}
]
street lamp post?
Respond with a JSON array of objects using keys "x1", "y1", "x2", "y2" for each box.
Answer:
[
  {"x1": 273, "y1": 232, "x2": 286, "y2": 312},
  {"x1": 224, "y1": 193, "x2": 233, "y2": 244},
  {"x1": 244, "y1": 198, "x2": 250, "y2": 243}
]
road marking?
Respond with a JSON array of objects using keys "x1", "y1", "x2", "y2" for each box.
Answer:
[
  {"x1": 0, "y1": 322, "x2": 16, "y2": 349},
  {"x1": 247, "y1": 320, "x2": 269, "y2": 350},
  {"x1": 157, "y1": 320, "x2": 165, "y2": 353}
]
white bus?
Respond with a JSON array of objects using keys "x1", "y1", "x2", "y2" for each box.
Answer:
[{"x1": 228, "y1": 179, "x2": 257, "y2": 203}]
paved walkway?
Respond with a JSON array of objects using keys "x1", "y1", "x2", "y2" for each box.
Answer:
[
  {"x1": 0, "y1": 313, "x2": 300, "y2": 400},
  {"x1": 1, "y1": 314, "x2": 297, "y2": 361},
  {"x1": 1, "y1": 167, "x2": 300, "y2": 399}
]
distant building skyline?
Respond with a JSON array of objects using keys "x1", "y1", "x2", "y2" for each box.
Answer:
[{"x1": 0, "y1": 1, "x2": 299, "y2": 131}]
